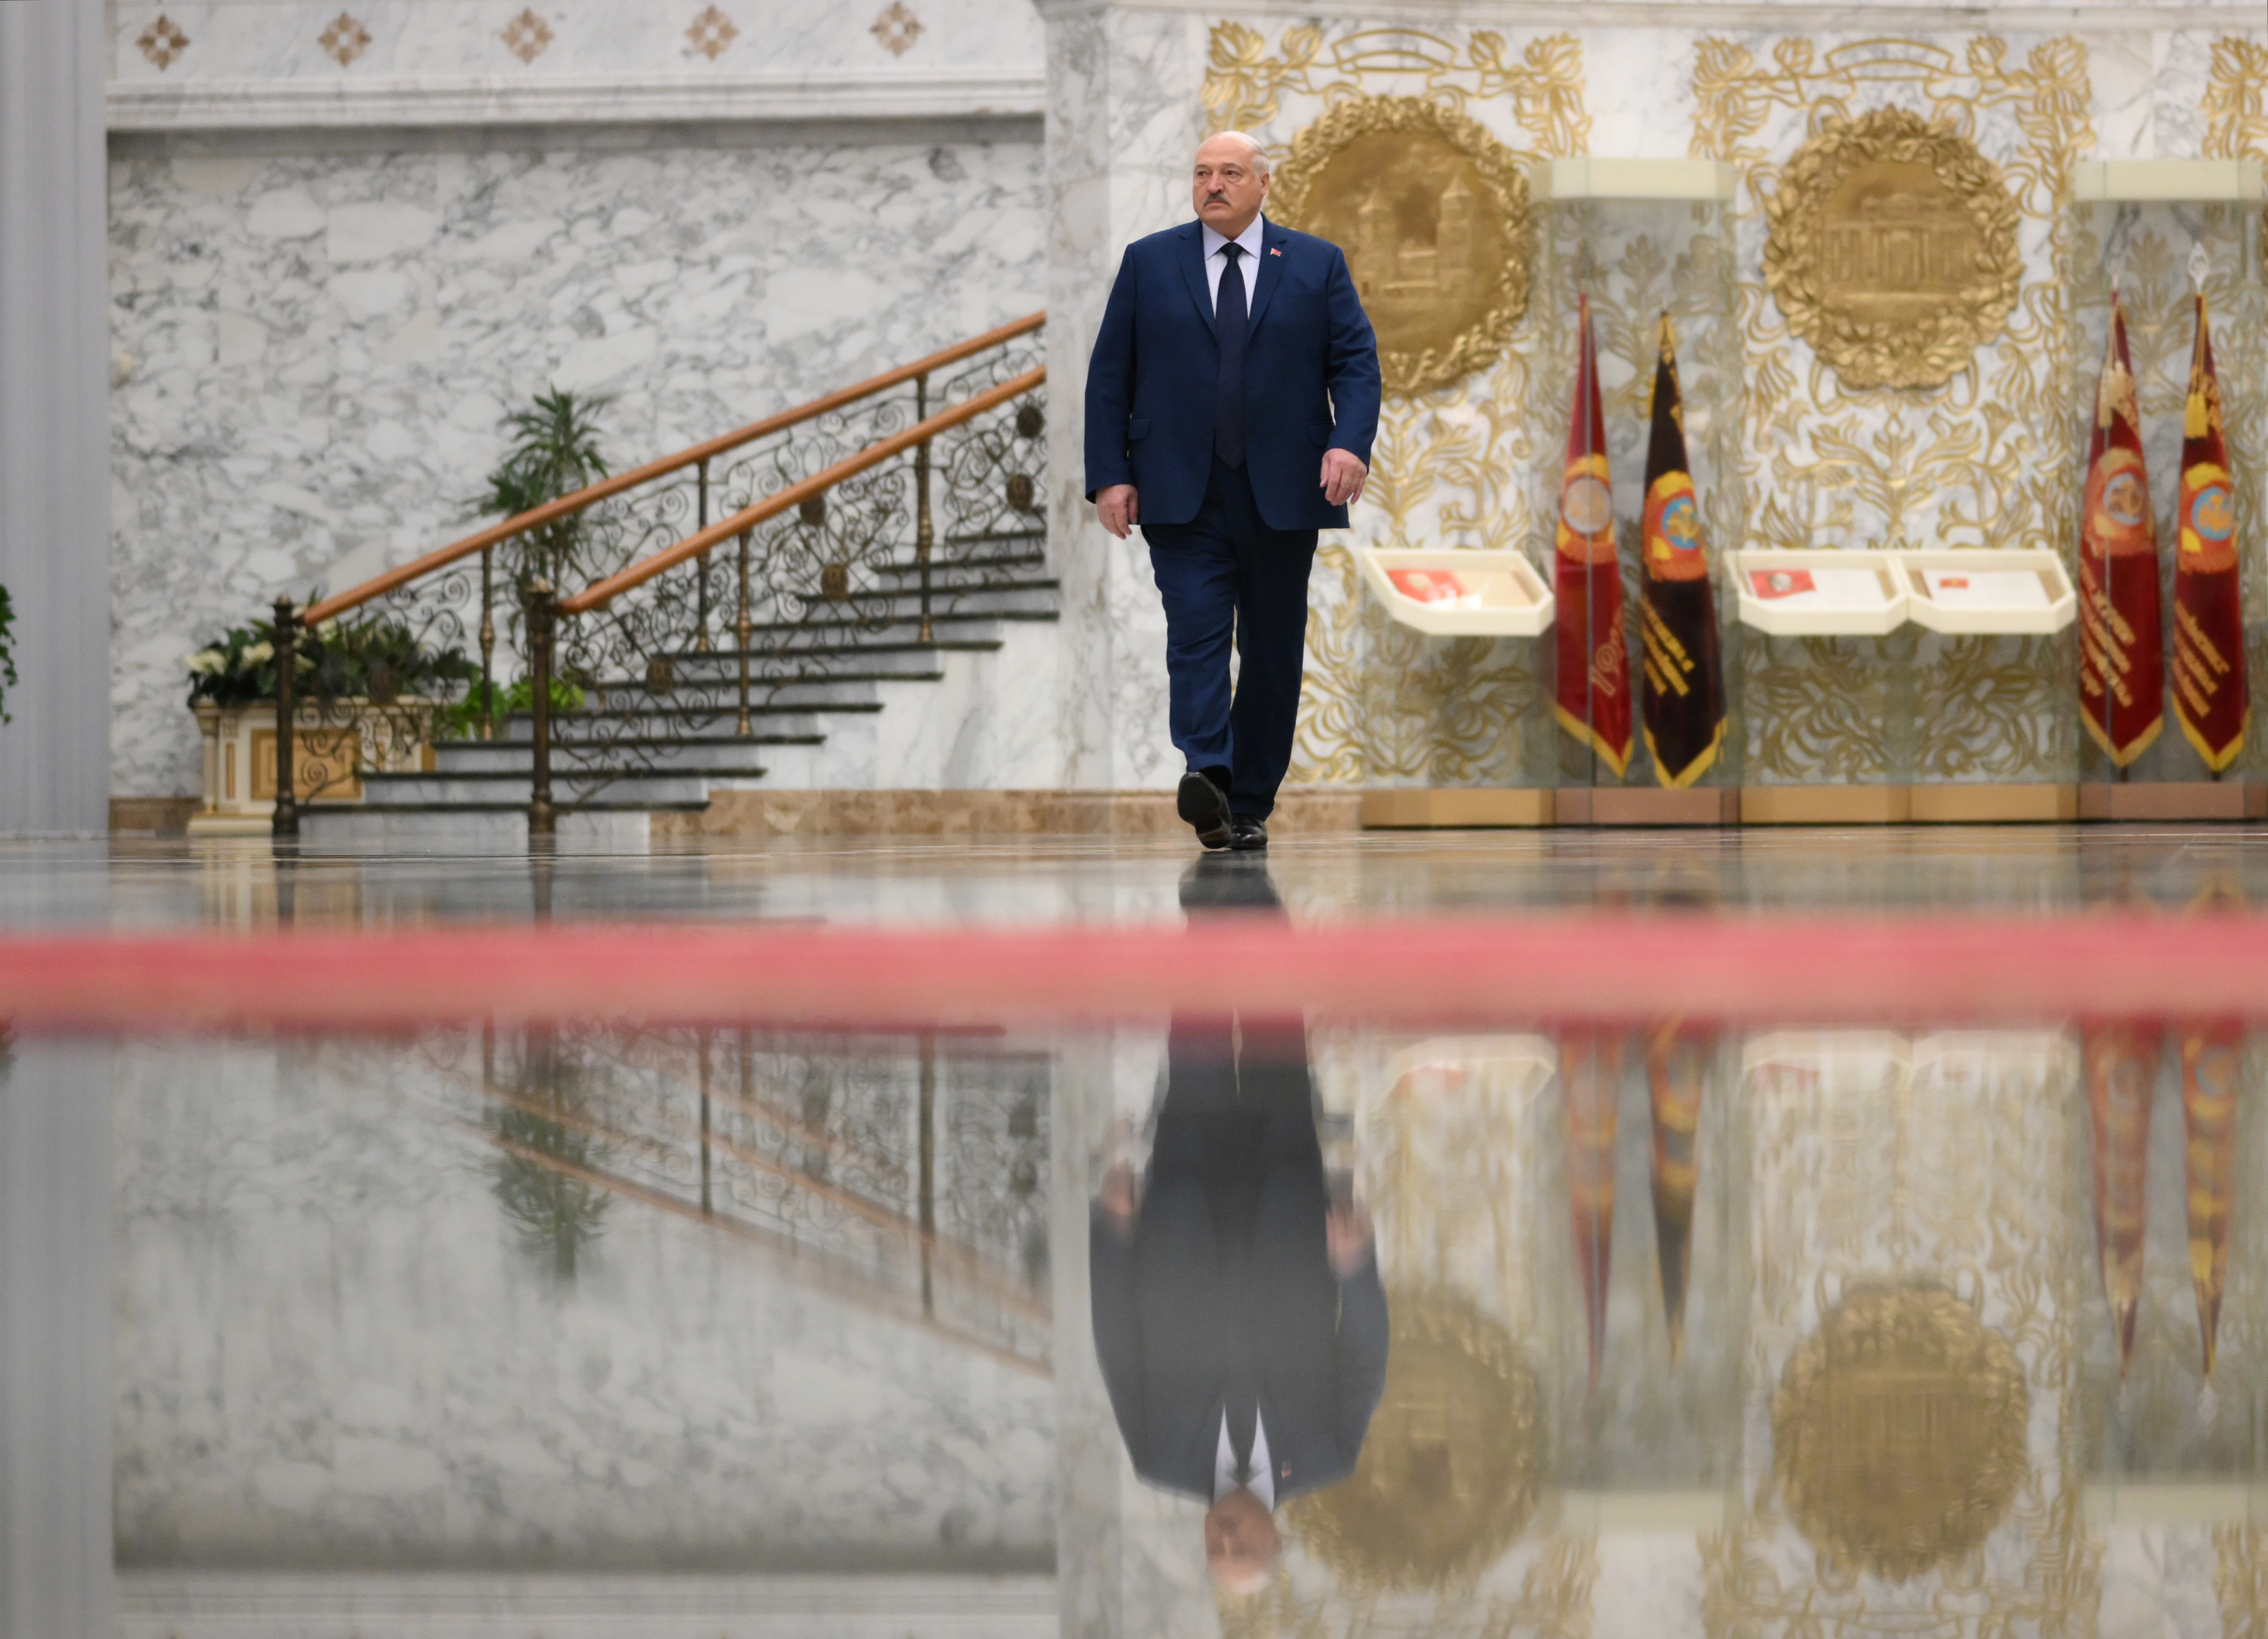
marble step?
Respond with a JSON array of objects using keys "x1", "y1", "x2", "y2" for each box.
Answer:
[
  {"x1": 358, "y1": 768, "x2": 713, "y2": 806},
  {"x1": 436, "y1": 737, "x2": 783, "y2": 775}
]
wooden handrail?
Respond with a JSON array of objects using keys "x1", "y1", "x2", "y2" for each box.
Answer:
[
  {"x1": 299, "y1": 311, "x2": 1046, "y2": 627},
  {"x1": 558, "y1": 365, "x2": 1046, "y2": 617}
]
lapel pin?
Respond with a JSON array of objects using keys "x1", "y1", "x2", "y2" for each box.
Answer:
[{"x1": 1269, "y1": 247, "x2": 1283, "y2": 257}]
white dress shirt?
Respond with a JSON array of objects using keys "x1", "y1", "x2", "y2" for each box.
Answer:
[
  {"x1": 1214, "y1": 1408, "x2": 1276, "y2": 1509},
  {"x1": 1200, "y1": 216, "x2": 1268, "y2": 314}
]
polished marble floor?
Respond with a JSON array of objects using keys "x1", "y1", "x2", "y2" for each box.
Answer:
[
  {"x1": 6, "y1": 823, "x2": 2268, "y2": 929},
  {"x1": 7, "y1": 826, "x2": 2268, "y2": 1637}
]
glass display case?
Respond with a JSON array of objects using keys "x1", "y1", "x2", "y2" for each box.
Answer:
[
  {"x1": 2068, "y1": 159, "x2": 2267, "y2": 821},
  {"x1": 1531, "y1": 158, "x2": 1743, "y2": 824}
]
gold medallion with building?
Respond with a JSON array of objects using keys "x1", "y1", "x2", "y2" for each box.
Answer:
[
  {"x1": 1771, "y1": 1283, "x2": 2028, "y2": 1581},
  {"x1": 1763, "y1": 106, "x2": 2022, "y2": 391},
  {"x1": 1269, "y1": 96, "x2": 1529, "y2": 397},
  {"x1": 1285, "y1": 1289, "x2": 1540, "y2": 1589}
]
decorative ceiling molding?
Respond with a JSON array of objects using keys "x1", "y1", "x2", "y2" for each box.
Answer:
[{"x1": 107, "y1": 68, "x2": 1046, "y2": 131}]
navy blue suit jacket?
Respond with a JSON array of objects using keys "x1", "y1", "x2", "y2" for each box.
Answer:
[{"x1": 1084, "y1": 218, "x2": 1382, "y2": 532}]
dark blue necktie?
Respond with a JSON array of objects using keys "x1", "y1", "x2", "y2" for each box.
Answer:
[{"x1": 1214, "y1": 242, "x2": 1247, "y2": 469}]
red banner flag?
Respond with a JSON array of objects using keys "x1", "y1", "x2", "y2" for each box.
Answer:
[
  {"x1": 1562, "y1": 1027, "x2": 1621, "y2": 1394},
  {"x1": 2085, "y1": 1025, "x2": 2156, "y2": 1379},
  {"x1": 1646, "y1": 1023, "x2": 1709, "y2": 1363},
  {"x1": 2172, "y1": 293, "x2": 2248, "y2": 771},
  {"x1": 1554, "y1": 296, "x2": 1634, "y2": 776},
  {"x1": 2078, "y1": 299, "x2": 2165, "y2": 767},
  {"x1": 2180, "y1": 1024, "x2": 2239, "y2": 1378},
  {"x1": 1637, "y1": 315, "x2": 1727, "y2": 788}
]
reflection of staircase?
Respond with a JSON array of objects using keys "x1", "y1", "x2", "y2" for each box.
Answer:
[{"x1": 348, "y1": 549, "x2": 1058, "y2": 818}]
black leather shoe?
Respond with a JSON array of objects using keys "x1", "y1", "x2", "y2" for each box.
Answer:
[
  {"x1": 1176, "y1": 770, "x2": 1232, "y2": 849},
  {"x1": 1228, "y1": 815, "x2": 1268, "y2": 852}
]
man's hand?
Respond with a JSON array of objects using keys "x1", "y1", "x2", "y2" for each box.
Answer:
[
  {"x1": 1096, "y1": 484, "x2": 1140, "y2": 539},
  {"x1": 1321, "y1": 449, "x2": 1367, "y2": 508},
  {"x1": 1099, "y1": 1162, "x2": 1139, "y2": 1238},
  {"x1": 1326, "y1": 1198, "x2": 1374, "y2": 1278}
]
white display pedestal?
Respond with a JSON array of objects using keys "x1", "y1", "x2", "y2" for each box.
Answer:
[{"x1": 1358, "y1": 548, "x2": 1555, "y2": 637}]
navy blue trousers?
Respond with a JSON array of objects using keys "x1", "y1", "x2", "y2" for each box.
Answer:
[{"x1": 1144, "y1": 457, "x2": 1319, "y2": 820}]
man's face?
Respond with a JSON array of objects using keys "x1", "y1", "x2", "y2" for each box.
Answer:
[
  {"x1": 1204, "y1": 1489, "x2": 1282, "y2": 1595},
  {"x1": 1192, "y1": 139, "x2": 1269, "y2": 237}
]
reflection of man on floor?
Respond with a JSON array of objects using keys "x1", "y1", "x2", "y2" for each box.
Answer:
[{"x1": 1090, "y1": 926, "x2": 1389, "y2": 1591}]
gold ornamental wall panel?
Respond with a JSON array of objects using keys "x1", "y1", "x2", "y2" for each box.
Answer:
[
  {"x1": 1271, "y1": 95, "x2": 1530, "y2": 396},
  {"x1": 1203, "y1": 22, "x2": 1590, "y2": 792},
  {"x1": 1763, "y1": 106, "x2": 2023, "y2": 391},
  {"x1": 1694, "y1": 36, "x2": 2097, "y2": 789}
]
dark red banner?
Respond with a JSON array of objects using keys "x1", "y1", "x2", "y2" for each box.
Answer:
[
  {"x1": 1637, "y1": 315, "x2": 1726, "y2": 788},
  {"x1": 2172, "y1": 293, "x2": 2247, "y2": 772},
  {"x1": 1553, "y1": 295, "x2": 1634, "y2": 777},
  {"x1": 2077, "y1": 300, "x2": 2165, "y2": 767}
]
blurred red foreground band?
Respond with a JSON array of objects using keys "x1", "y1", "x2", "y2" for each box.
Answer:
[{"x1": 0, "y1": 914, "x2": 2255, "y2": 1034}]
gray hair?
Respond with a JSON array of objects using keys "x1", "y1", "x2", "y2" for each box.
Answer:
[{"x1": 1202, "y1": 130, "x2": 1271, "y2": 175}]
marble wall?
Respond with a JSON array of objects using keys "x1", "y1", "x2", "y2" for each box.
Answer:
[{"x1": 108, "y1": 126, "x2": 1047, "y2": 797}]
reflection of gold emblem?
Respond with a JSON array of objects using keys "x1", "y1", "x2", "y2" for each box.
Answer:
[
  {"x1": 1772, "y1": 1284, "x2": 2028, "y2": 1581},
  {"x1": 1763, "y1": 108, "x2": 2022, "y2": 390},
  {"x1": 1286, "y1": 1290, "x2": 1540, "y2": 1589},
  {"x1": 1271, "y1": 96, "x2": 1529, "y2": 396}
]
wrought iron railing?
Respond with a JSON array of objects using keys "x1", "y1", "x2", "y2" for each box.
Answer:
[{"x1": 266, "y1": 313, "x2": 1046, "y2": 837}]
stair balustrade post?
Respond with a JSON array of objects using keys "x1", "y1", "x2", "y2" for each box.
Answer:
[
  {"x1": 477, "y1": 546, "x2": 496, "y2": 740},
  {"x1": 914, "y1": 372, "x2": 934, "y2": 643},
  {"x1": 735, "y1": 528, "x2": 753, "y2": 736},
  {"x1": 270, "y1": 596, "x2": 300, "y2": 839},
  {"x1": 526, "y1": 577, "x2": 557, "y2": 840},
  {"x1": 695, "y1": 457, "x2": 713, "y2": 651}
]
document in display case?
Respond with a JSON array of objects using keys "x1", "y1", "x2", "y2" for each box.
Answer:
[
  {"x1": 1731, "y1": 550, "x2": 1907, "y2": 637},
  {"x1": 1358, "y1": 548, "x2": 1555, "y2": 637},
  {"x1": 1895, "y1": 549, "x2": 2075, "y2": 635}
]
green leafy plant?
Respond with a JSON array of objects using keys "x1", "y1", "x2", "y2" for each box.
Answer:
[
  {"x1": 185, "y1": 610, "x2": 478, "y2": 708},
  {"x1": 473, "y1": 388, "x2": 613, "y2": 590},
  {"x1": 437, "y1": 674, "x2": 586, "y2": 741},
  {"x1": 0, "y1": 585, "x2": 16, "y2": 724}
]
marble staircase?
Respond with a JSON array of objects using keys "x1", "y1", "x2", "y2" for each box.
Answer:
[{"x1": 316, "y1": 550, "x2": 1060, "y2": 830}]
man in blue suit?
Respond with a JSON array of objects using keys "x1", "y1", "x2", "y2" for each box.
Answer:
[{"x1": 1085, "y1": 131, "x2": 1382, "y2": 851}]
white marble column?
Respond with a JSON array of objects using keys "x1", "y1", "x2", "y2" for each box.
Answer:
[
  {"x1": 0, "y1": 1043, "x2": 114, "y2": 1639},
  {"x1": 1036, "y1": 1, "x2": 1213, "y2": 793},
  {"x1": 0, "y1": 0, "x2": 110, "y2": 836}
]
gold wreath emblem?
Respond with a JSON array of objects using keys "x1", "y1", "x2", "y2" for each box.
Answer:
[
  {"x1": 1763, "y1": 107, "x2": 2022, "y2": 391},
  {"x1": 1270, "y1": 96, "x2": 1530, "y2": 397},
  {"x1": 1284, "y1": 1289, "x2": 1541, "y2": 1589},
  {"x1": 1771, "y1": 1284, "x2": 2028, "y2": 1581}
]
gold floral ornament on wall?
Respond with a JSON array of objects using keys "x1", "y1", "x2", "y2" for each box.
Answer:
[
  {"x1": 1270, "y1": 95, "x2": 1530, "y2": 397},
  {"x1": 500, "y1": 9, "x2": 553, "y2": 64},
  {"x1": 1285, "y1": 1289, "x2": 1541, "y2": 1589},
  {"x1": 1772, "y1": 1284, "x2": 2028, "y2": 1581},
  {"x1": 317, "y1": 12, "x2": 371, "y2": 68},
  {"x1": 136, "y1": 14, "x2": 188, "y2": 70},
  {"x1": 871, "y1": 3, "x2": 922, "y2": 57},
  {"x1": 685, "y1": 5, "x2": 737, "y2": 61},
  {"x1": 1764, "y1": 106, "x2": 2022, "y2": 391}
]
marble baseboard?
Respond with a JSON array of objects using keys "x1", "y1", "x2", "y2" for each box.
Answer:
[
  {"x1": 2079, "y1": 781, "x2": 2266, "y2": 821},
  {"x1": 115, "y1": 1572, "x2": 1058, "y2": 1639},
  {"x1": 111, "y1": 796, "x2": 202, "y2": 836},
  {"x1": 657, "y1": 787, "x2": 1365, "y2": 839}
]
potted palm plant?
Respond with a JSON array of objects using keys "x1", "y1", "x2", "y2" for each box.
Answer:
[{"x1": 185, "y1": 611, "x2": 477, "y2": 832}]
